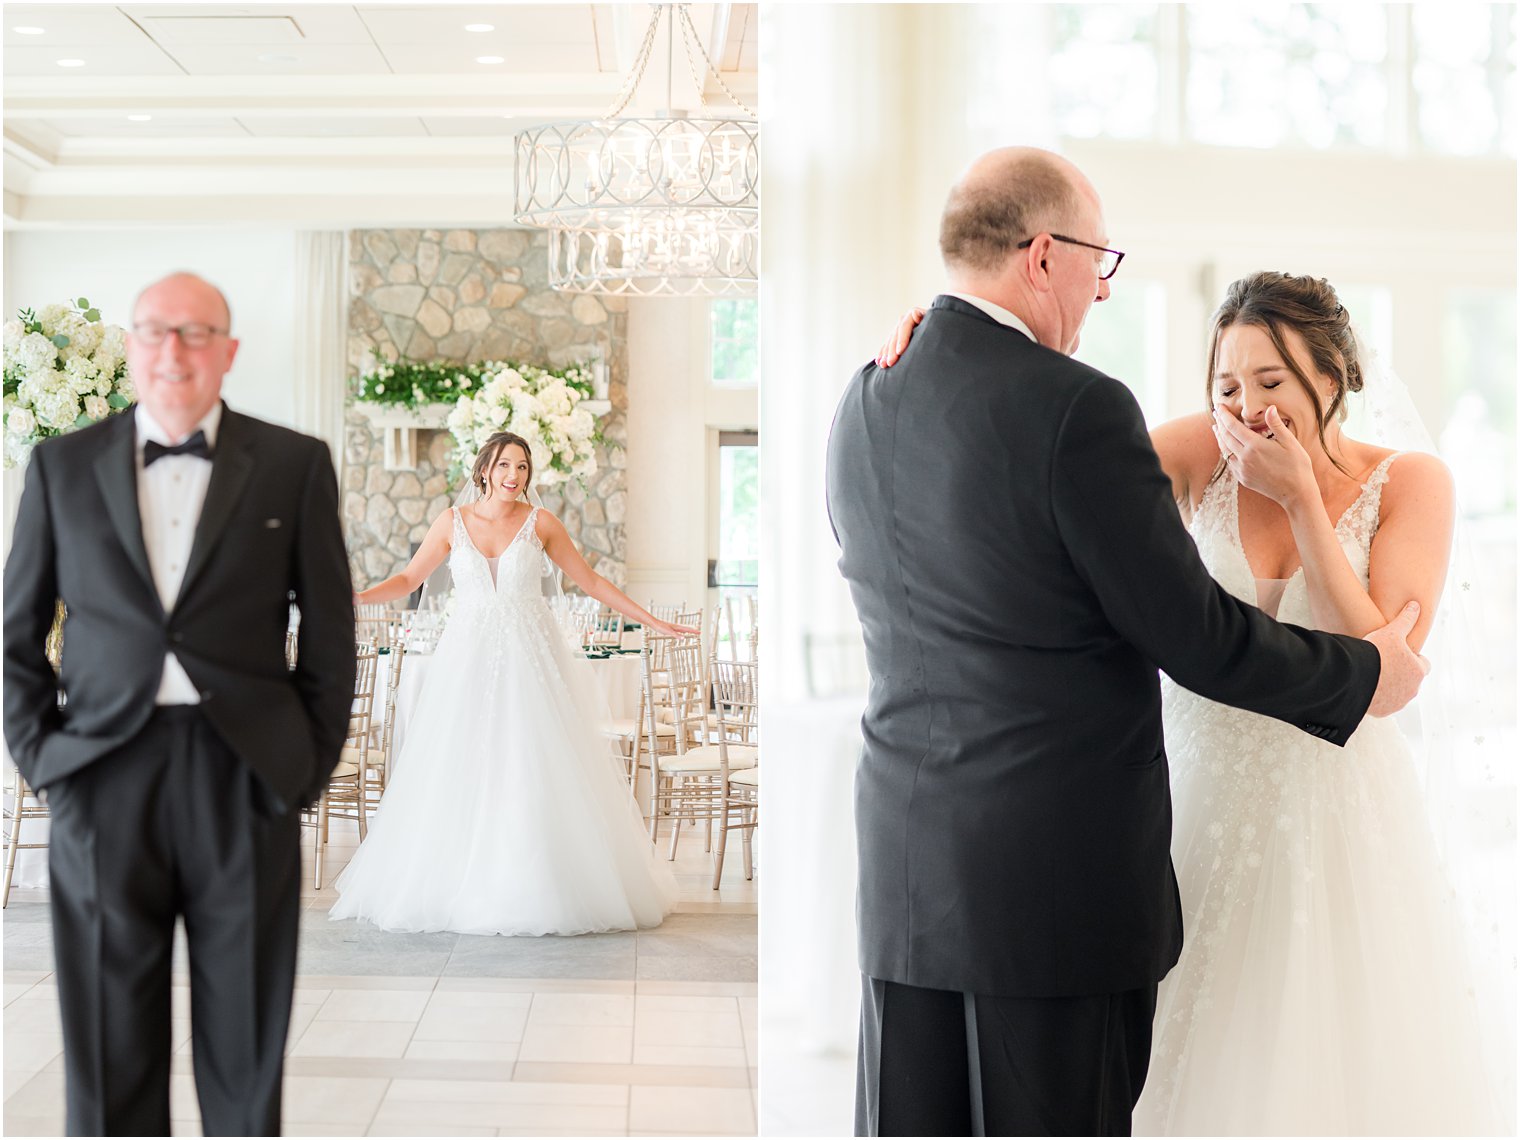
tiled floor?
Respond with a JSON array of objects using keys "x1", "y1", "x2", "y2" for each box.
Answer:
[{"x1": 3, "y1": 818, "x2": 757, "y2": 1137}]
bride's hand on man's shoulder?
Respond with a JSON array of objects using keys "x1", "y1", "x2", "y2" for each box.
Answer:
[{"x1": 876, "y1": 307, "x2": 926, "y2": 368}]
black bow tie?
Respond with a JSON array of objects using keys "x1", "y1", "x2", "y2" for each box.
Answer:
[{"x1": 143, "y1": 430, "x2": 213, "y2": 467}]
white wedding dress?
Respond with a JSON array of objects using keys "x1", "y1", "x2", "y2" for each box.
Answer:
[
  {"x1": 329, "y1": 506, "x2": 679, "y2": 936},
  {"x1": 1134, "y1": 456, "x2": 1501, "y2": 1135}
]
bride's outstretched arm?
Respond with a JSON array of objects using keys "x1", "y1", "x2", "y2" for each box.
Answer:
[
  {"x1": 353, "y1": 509, "x2": 452, "y2": 606},
  {"x1": 537, "y1": 510, "x2": 698, "y2": 636},
  {"x1": 1215, "y1": 404, "x2": 1453, "y2": 651}
]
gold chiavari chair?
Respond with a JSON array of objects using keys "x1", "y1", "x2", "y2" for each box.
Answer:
[
  {"x1": 301, "y1": 642, "x2": 376, "y2": 888},
  {"x1": 6, "y1": 604, "x2": 67, "y2": 905},
  {"x1": 710, "y1": 655, "x2": 760, "y2": 888},
  {"x1": 2, "y1": 770, "x2": 48, "y2": 908},
  {"x1": 588, "y1": 606, "x2": 625, "y2": 650},
  {"x1": 606, "y1": 629, "x2": 686, "y2": 789},
  {"x1": 341, "y1": 640, "x2": 406, "y2": 815},
  {"x1": 354, "y1": 613, "x2": 407, "y2": 650},
  {"x1": 650, "y1": 641, "x2": 758, "y2": 860}
]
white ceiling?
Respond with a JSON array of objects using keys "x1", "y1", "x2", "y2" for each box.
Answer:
[{"x1": 2, "y1": 4, "x2": 759, "y2": 226}]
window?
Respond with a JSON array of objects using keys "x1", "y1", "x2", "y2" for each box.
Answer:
[
  {"x1": 713, "y1": 431, "x2": 759, "y2": 589},
  {"x1": 1187, "y1": 4, "x2": 1388, "y2": 150},
  {"x1": 1042, "y1": 3, "x2": 1517, "y2": 156},
  {"x1": 1333, "y1": 284, "x2": 1396, "y2": 449},
  {"x1": 1072, "y1": 279, "x2": 1169, "y2": 426},
  {"x1": 1047, "y1": 4, "x2": 1160, "y2": 141},
  {"x1": 1414, "y1": 4, "x2": 1518, "y2": 156},
  {"x1": 710, "y1": 298, "x2": 759, "y2": 388},
  {"x1": 1440, "y1": 288, "x2": 1517, "y2": 518}
]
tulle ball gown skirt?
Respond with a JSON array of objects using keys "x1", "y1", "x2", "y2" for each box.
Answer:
[
  {"x1": 1133, "y1": 687, "x2": 1503, "y2": 1136},
  {"x1": 329, "y1": 598, "x2": 679, "y2": 936}
]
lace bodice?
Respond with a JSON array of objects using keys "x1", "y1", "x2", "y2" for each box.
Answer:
[
  {"x1": 1188, "y1": 453, "x2": 1399, "y2": 627},
  {"x1": 449, "y1": 505, "x2": 546, "y2": 606}
]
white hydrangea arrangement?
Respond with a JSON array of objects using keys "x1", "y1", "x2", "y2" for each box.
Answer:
[
  {"x1": 445, "y1": 361, "x2": 599, "y2": 486},
  {"x1": 3, "y1": 299, "x2": 133, "y2": 468}
]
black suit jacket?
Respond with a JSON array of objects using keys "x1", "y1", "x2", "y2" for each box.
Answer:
[
  {"x1": 824, "y1": 296, "x2": 1380, "y2": 998},
  {"x1": 3, "y1": 404, "x2": 356, "y2": 812}
]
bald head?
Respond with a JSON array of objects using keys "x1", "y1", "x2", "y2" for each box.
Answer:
[
  {"x1": 126, "y1": 270, "x2": 240, "y2": 439},
  {"x1": 133, "y1": 272, "x2": 232, "y2": 332},
  {"x1": 939, "y1": 147, "x2": 1091, "y2": 274}
]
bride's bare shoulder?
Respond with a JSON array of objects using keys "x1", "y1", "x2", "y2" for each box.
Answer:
[
  {"x1": 531, "y1": 504, "x2": 562, "y2": 535},
  {"x1": 1150, "y1": 411, "x2": 1219, "y2": 506},
  {"x1": 1377, "y1": 449, "x2": 1455, "y2": 512}
]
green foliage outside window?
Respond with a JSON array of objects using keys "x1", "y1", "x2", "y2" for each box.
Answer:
[{"x1": 711, "y1": 299, "x2": 759, "y2": 387}]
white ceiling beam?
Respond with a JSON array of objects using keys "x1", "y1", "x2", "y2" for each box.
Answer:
[
  {"x1": 3, "y1": 130, "x2": 57, "y2": 170},
  {"x1": 54, "y1": 137, "x2": 517, "y2": 160},
  {"x1": 4, "y1": 72, "x2": 626, "y2": 114},
  {"x1": 3, "y1": 190, "x2": 535, "y2": 229}
]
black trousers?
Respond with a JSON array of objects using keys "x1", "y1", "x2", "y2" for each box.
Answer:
[
  {"x1": 856, "y1": 974, "x2": 1158, "y2": 1137},
  {"x1": 47, "y1": 707, "x2": 302, "y2": 1137}
]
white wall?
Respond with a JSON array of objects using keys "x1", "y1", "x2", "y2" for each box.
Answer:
[
  {"x1": 2, "y1": 227, "x2": 300, "y2": 427},
  {"x1": 1, "y1": 227, "x2": 301, "y2": 555},
  {"x1": 625, "y1": 297, "x2": 758, "y2": 613}
]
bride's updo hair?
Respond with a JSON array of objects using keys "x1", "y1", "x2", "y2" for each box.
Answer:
[
  {"x1": 1206, "y1": 272, "x2": 1364, "y2": 470},
  {"x1": 471, "y1": 431, "x2": 534, "y2": 499}
]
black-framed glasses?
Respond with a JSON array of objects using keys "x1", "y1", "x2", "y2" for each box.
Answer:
[
  {"x1": 131, "y1": 322, "x2": 229, "y2": 348},
  {"x1": 1016, "y1": 234, "x2": 1125, "y2": 280}
]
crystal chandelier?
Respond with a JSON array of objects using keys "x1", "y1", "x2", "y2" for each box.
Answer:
[{"x1": 514, "y1": 4, "x2": 758, "y2": 297}]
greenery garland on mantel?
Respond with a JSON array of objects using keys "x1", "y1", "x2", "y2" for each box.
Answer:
[
  {"x1": 354, "y1": 350, "x2": 607, "y2": 486},
  {"x1": 353, "y1": 349, "x2": 596, "y2": 411}
]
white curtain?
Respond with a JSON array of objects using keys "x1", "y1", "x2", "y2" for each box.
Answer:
[
  {"x1": 758, "y1": 7, "x2": 1055, "y2": 1134},
  {"x1": 291, "y1": 230, "x2": 348, "y2": 470}
]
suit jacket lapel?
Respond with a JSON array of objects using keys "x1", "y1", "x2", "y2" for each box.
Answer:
[
  {"x1": 93, "y1": 412, "x2": 159, "y2": 607},
  {"x1": 174, "y1": 405, "x2": 254, "y2": 611}
]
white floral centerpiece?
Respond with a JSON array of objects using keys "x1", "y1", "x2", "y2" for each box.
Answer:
[
  {"x1": 3, "y1": 299, "x2": 133, "y2": 468},
  {"x1": 445, "y1": 361, "x2": 599, "y2": 486}
]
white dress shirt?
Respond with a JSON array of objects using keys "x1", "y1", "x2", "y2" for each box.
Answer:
[
  {"x1": 944, "y1": 292, "x2": 1038, "y2": 343},
  {"x1": 136, "y1": 403, "x2": 222, "y2": 705}
]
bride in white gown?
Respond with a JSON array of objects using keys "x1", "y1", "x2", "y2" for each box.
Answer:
[
  {"x1": 1133, "y1": 271, "x2": 1500, "y2": 1135},
  {"x1": 330, "y1": 431, "x2": 691, "y2": 936}
]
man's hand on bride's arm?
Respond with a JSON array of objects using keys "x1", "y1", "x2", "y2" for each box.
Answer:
[
  {"x1": 1364, "y1": 600, "x2": 1430, "y2": 717},
  {"x1": 875, "y1": 307, "x2": 927, "y2": 368}
]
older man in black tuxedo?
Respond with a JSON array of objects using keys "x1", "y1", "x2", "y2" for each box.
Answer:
[
  {"x1": 825, "y1": 148, "x2": 1428, "y2": 1136},
  {"x1": 3, "y1": 272, "x2": 355, "y2": 1135}
]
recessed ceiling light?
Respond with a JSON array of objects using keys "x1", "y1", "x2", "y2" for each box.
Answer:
[
  {"x1": 464, "y1": 23, "x2": 494, "y2": 33},
  {"x1": 13, "y1": 26, "x2": 45, "y2": 35},
  {"x1": 127, "y1": 114, "x2": 153, "y2": 122},
  {"x1": 257, "y1": 52, "x2": 298, "y2": 64},
  {"x1": 475, "y1": 55, "x2": 504, "y2": 64},
  {"x1": 56, "y1": 58, "x2": 85, "y2": 67}
]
